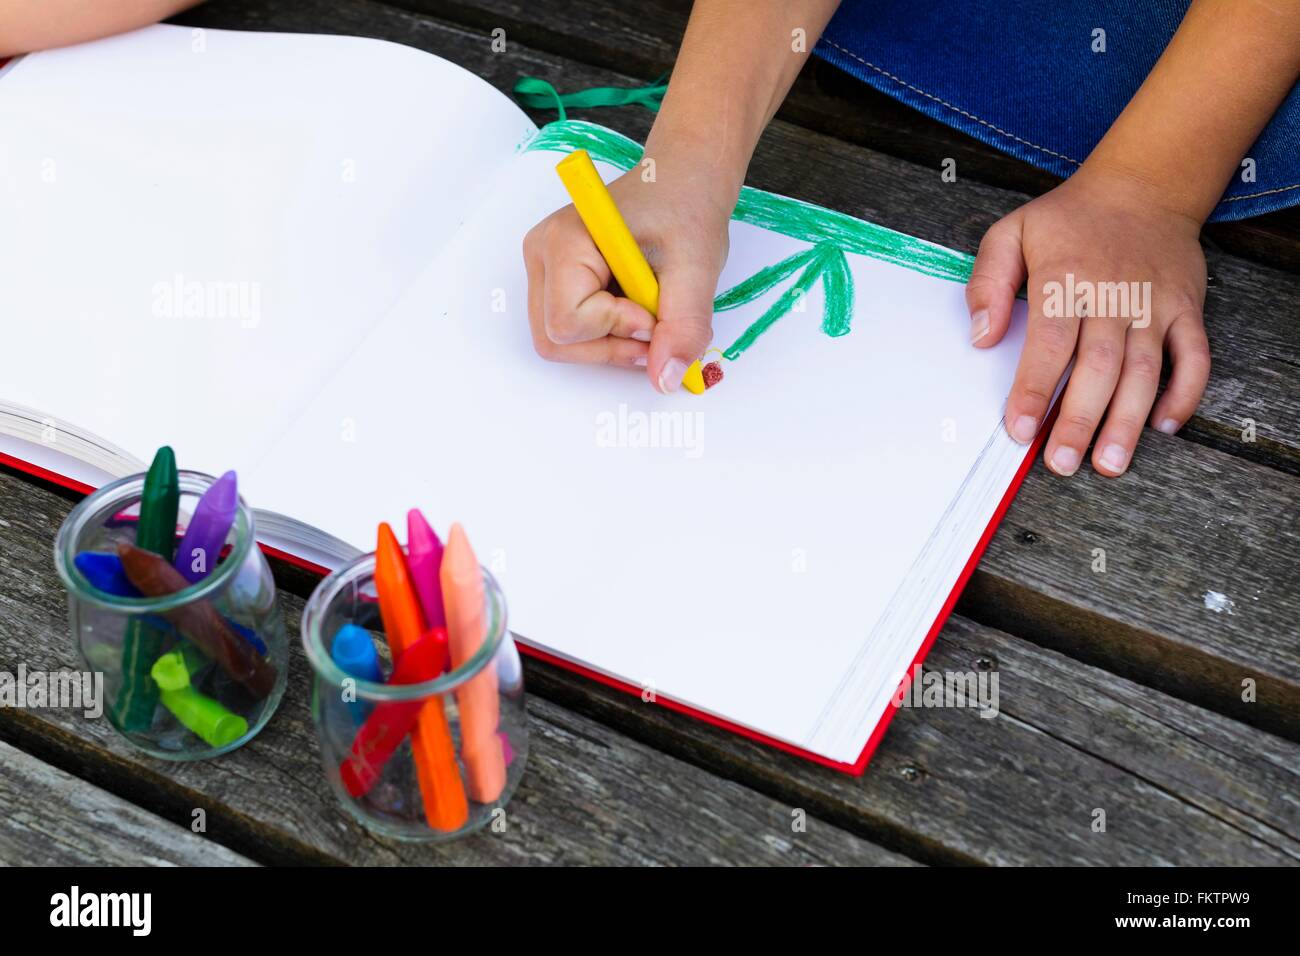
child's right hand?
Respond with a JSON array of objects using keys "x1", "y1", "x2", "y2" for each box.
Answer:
[{"x1": 522, "y1": 162, "x2": 734, "y2": 393}]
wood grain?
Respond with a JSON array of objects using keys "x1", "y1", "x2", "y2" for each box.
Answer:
[
  {"x1": 0, "y1": 740, "x2": 256, "y2": 866},
  {"x1": 523, "y1": 619, "x2": 1300, "y2": 866},
  {"x1": 0, "y1": 473, "x2": 908, "y2": 866},
  {"x1": 4, "y1": 470, "x2": 1294, "y2": 864},
  {"x1": 964, "y1": 427, "x2": 1300, "y2": 740}
]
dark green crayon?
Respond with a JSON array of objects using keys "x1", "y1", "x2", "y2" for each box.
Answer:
[{"x1": 112, "y1": 446, "x2": 179, "y2": 731}]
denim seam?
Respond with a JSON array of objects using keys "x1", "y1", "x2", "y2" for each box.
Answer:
[
  {"x1": 820, "y1": 38, "x2": 1084, "y2": 166},
  {"x1": 1222, "y1": 182, "x2": 1300, "y2": 202}
]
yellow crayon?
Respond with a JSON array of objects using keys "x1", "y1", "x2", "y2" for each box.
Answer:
[
  {"x1": 680, "y1": 360, "x2": 707, "y2": 395},
  {"x1": 556, "y1": 149, "x2": 660, "y2": 316},
  {"x1": 555, "y1": 150, "x2": 709, "y2": 393}
]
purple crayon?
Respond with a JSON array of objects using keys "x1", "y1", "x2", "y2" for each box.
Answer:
[
  {"x1": 406, "y1": 508, "x2": 446, "y2": 630},
  {"x1": 175, "y1": 470, "x2": 238, "y2": 583}
]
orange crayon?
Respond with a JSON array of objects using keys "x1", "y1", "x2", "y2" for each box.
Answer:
[
  {"x1": 440, "y1": 523, "x2": 506, "y2": 803},
  {"x1": 375, "y1": 522, "x2": 468, "y2": 831}
]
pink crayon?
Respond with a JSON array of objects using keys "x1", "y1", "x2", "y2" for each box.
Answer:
[{"x1": 406, "y1": 509, "x2": 448, "y2": 667}]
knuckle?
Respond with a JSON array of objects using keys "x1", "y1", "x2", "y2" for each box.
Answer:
[
  {"x1": 1031, "y1": 318, "x2": 1076, "y2": 356},
  {"x1": 1061, "y1": 411, "x2": 1099, "y2": 434},
  {"x1": 659, "y1": 316, "x2": 713, "y2": 355},
  {"x1": 522, "y1": 224, "x2": 541, "y2": 258},
  {"x1": 532, "y1": 334, "x2": 560, "y2": 362},
  {"x1": 1014, "y1": 385, "x2": 1055, "y2": 409},
  {"x1": 546, "y1": 314, "x2": 584, "y2": 345},
  {"x1": 1108, "y1": 412, "x2": 1146, "y2": 434},
  {"x1": 966, "y1": 271, "x2": 1009, "y2": 298},
  {"x1": 1165, "y1": 290, "x2": 1203, "y2": 323},
  {"x1": 980, "y1": 216, "x2": 1015, "y2": 245},
  {"x1": 1124, "y1": 348, "x2": 1162, "y2": 381},
  {"x1": 1081, "y1": 337, "x2": 1122, "y2": 375},
  {"x1": 1183, "y1": 340, "x2": 1212, "y2": 374}
]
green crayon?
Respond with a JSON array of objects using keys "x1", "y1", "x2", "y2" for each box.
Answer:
[
  {"x1": 112, "y1": 446, "x2": 180, "y2": 731},
  {"x1": 151, "y1": 649, "x2": 248, "y2": 748}
]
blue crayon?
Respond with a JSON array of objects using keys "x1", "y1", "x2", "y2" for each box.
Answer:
[
  {"x1": 331, "y1": 623, "x2": 383, "y2": 723},
  {"x1": 224, "y1": 618, "x2": 268, "y2": 656},
  {"x1": 74, "y1": 550, "x2": 267, "y2": 655},
  {"x1": 75, "y1": 550, "x2": 141, "y2": 598}
]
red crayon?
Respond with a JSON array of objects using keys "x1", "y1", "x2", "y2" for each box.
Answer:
[{"x1": 339, "y1": 627, "x2": 447, "y2": 797}]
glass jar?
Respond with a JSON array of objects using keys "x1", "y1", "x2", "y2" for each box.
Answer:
[
  {"x1": 54, "y1": 470, "x2": 288, "y2": 759},
  {"x1": 301, "y1": 551, "x2": 528, "y2": 842}
]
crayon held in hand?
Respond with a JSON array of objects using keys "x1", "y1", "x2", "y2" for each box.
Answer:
[
  {"x1": 555, "y1": 149, "x2": 706, "y2": 395},
  {"x1": 117, "y1": 542, "x2": 278, "y2": 700},
  {"x1": 556, "y1": 148, "x2": 659, "y2": 316}
]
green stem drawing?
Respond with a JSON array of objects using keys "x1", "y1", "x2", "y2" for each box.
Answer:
[
  {"x1": 523, "y1": 120, "x2": 974, "y2": 358},
  {"x1": 715, "y1": 242, "x2": 854, "y2": 358}
]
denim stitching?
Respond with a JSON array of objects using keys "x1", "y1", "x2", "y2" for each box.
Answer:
[
  {"x1": 1222, "y1": 182, "x2": 1300, "y2": 202},
  {"x1": 821, "y1": 38, "x2": 1084, "y2": 166},
  {"x1": 822, "y1": 39, "x2": 1300, "y2": 213}
]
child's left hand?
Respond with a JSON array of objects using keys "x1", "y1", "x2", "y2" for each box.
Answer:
[{"x1": 964, "y1": 163, "x2": 1212, "y2": 477}]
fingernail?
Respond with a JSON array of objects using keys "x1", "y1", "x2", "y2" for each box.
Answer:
[
  {"x1": 1157, "y1": 418, "x2": 1179, "y2": 435},
  {"x1": 1050, "y1": 446, "x2": 1081, "y2": 476},
  {"x1": 630, "y1": 330, "x2": 652, "y2": 342},
  {"x1": 970, "y1": 309, "x2": 990, "y2": 343},
  {"x1": 658, "y1": 358, "x2": 687, "y2": 394},
  {"x1": 633, "y1": 355, "x2": 647, "y2": 367},
  {"x1": 1010, "y1": 415, "x2": 1038, "y2": 443},
  {"x1": 1099, "y1": 443, "x2": 1129, "y2": 473}
]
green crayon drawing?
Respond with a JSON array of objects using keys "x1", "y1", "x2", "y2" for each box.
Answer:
[
  {"x1": 714, "y1": 242, "x2": 853, "y2": 358},
  {"x1": 523, "y1": 120, "x2": 974, "y2": 358}
]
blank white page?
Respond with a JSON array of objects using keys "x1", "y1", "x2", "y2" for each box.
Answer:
[
  {"x1": 253, "y1": 146, "x2": 1030, "y2": 761},
  {"x1": 0, "y1": 25, "x2": 536, "y2": 478}
]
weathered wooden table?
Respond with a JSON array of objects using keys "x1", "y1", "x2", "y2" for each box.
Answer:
[{"x1": 1, "y1": 0, "x2": 1296, "y2": 866}]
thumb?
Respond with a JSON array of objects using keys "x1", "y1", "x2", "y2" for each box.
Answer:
[
  {"x1": 965, "y1": 213, "x2": 1026, "y2": 349},
  {"x1": 648, "y1": 263, "x2": 717, "y2": 393}
]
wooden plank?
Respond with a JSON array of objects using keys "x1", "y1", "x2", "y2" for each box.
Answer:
[
  {"x1": 0, "y1": 740, "x2": 256, "y2": 866},
  {"x1": 928, "y1": 621, "x2": 1300, "y2": 857},
  {"x1": 380, "y1": 0, "x2": 1300, "y2": 274},
  {"x1": 0, "y1": 474, "x2": 909, "y2": 866},
  {"x1": 173, "y1": 0, "x2": 1300, "y2": 472},
  {"x1": 963, "y1": 426, "x2": 1300, "y2": 741},
  {"x1": 524, "y1": 619, "x2": 1300, "y2": 866},
  {"x1": 4, "y1": 469, "x2": 1292, "y2": 864}
]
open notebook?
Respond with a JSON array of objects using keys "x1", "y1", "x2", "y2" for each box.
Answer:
[{"x1": 0, "y1": 24, "x2": 1047, "y2": 772}]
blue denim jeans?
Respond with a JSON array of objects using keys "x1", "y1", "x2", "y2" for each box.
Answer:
[{"x1": 815, "y1": 0, "x2": 1300, "y2": 222}]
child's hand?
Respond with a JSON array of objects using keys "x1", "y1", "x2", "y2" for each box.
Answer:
[
  {"x1": 523, "y1": 163, "x2": 734, "y2": 393},
  {"x1": 965, "y1": 165, "x2": 1211, "y2": 477}
]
